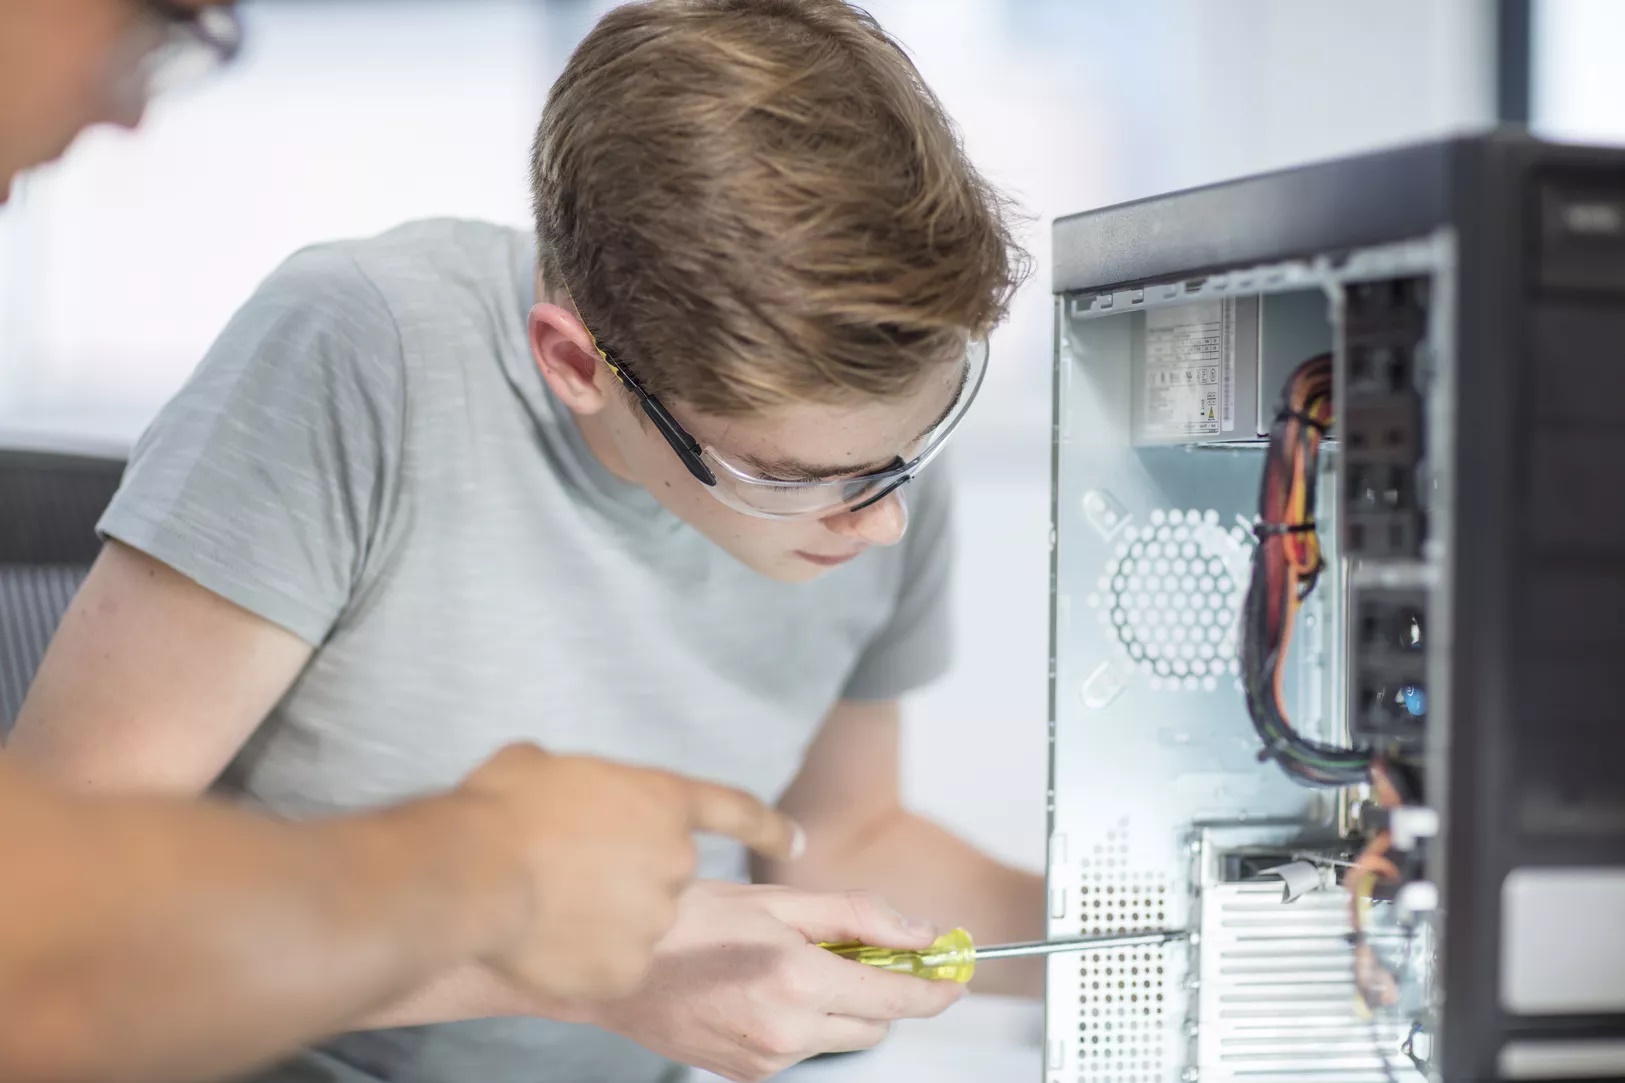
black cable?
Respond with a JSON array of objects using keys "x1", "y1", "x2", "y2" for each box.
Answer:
[
  {"x1": 1401, "y1": 1021, "x2": 1431, "y2": 1073},
  {"x1": 1239, "y1": 356, "x2": 1371, "y2": 787}
]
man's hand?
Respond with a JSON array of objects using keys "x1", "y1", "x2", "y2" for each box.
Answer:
[
  {"x1": 582, "y1": 881, "x2": 964, "y2": 1082},
  {"x1": 457, "y1": 747, "x2": 800, "y2": 1003}
]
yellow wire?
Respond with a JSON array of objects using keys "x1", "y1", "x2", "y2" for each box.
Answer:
[{"x1": 1351, "y1": 868, "x2": 1378, "y2": 1019}]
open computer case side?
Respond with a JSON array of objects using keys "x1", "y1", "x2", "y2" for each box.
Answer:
[{"x1": 1046, "y1": 131, "x2": 1625, "y2": 1083}]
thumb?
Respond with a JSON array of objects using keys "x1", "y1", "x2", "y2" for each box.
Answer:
[{"x1": 769, "y1": 889, "x2": 939, "y2": 950}]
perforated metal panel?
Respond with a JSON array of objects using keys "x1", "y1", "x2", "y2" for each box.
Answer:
[
  {"x1": 1085, "y1": 507, "x2": 1249, "y2": 693},
  {"x1": 1047, "y1": 297, "x2": 1327, "y2": 1083},
  {"x1": 1075, "y1": 819, "x2": 1173, "y2": 1083}
]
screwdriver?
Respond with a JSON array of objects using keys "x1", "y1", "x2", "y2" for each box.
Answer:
[{"x1": 821, "y1": 928, "x2": 1188, "y2": 984}]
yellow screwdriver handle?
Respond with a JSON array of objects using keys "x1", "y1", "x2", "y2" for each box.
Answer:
[{"x1": 820, "y1": 927, "x2": 976, "y2": 983}]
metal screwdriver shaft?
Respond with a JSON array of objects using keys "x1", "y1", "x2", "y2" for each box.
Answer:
[
  {"x1": 972, "y1": 930, "x2": 1188, "y2": 961},
  {"x1": 822, "y1": 928, "x2": 1189, "y2": 982}
]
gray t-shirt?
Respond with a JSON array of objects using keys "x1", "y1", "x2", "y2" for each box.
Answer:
[{"x1": 99, "y1": 219, "x2": 954, "y2": 1083}]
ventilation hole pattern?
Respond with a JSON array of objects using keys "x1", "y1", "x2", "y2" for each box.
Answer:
[
  {"x1": 1075, "y1": 819, "x2": 1169, "y2": 1083},
  {"x1": 1084, "y1": 507, "x2": 1249, "y2": 692}
]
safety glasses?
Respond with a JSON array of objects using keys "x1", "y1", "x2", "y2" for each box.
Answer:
[
  {"x1": 128, "y1": 1, "x2": 243, "y2": 103},
  {"x1": 576, "y1": 307, "x2": 986, "y2": 520}
]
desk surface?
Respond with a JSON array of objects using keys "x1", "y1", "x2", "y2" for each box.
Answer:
[{"x1": 691, "y1": 996, "x2": 1043, "y2": 1083}]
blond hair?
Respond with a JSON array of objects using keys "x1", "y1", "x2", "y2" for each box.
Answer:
[{"x1": 532, "y1": 0, "x2": 1027, "y2": 416}]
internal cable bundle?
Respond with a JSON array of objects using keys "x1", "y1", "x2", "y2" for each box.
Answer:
[
  {"x1": 1240, "y1": 353, "x2": 1373, "y2": 786},
  {"x1": 1349, "y1": 761, "x2": 1407, "y2": 1015}
]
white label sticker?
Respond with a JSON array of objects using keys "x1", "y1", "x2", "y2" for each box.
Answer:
[{"x1": 1143, "y1": 301, "x2": 1233, "y2": 438}]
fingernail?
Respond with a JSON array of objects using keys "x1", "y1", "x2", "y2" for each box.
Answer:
[
  {"x1": 789, "y1": 823, "x2": 807, "y2": 861},
  {"x1": 904, "y1": 917, "x2": 937, "y2": 939}
]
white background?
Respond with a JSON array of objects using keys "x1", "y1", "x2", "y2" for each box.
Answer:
[{"x1": 0, "y1": 0, "x2": 1522, "y2": 880}]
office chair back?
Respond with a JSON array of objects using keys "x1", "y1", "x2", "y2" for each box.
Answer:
[{"x1": 0, "y1": 447, "x2": 124, "y2": 736}]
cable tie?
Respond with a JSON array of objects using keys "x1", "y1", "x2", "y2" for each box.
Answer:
[
  {"x1": 1275, "y1": 407, "x2": 1330, "y2": 434},
  {"x1": 1253, "y1": 520, "x2": 1317, "y2": 537}
]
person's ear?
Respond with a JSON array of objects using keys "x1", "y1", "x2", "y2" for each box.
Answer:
[{"x1": 529, "y1": 302, "x2": 613, "y2": 415}]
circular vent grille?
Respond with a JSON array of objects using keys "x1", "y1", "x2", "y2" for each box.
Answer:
[
  {"x1": 1076, "y1": 820, "x2": 1169, "y2": 1083},
  {"x1": 1085, "y1": 507, "x2": 1249, "y2": 692}
]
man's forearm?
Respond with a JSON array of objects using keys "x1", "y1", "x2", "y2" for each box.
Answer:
[
  {"x1": 0, "y1": 764, "x2": 522, "y2": 1083},
  {"x1": 763, "y1": 809, "x2": 1045, "y2": 997},
  {"x1": 355, "y1": 960, "x2": 599, "y2": 1030}
]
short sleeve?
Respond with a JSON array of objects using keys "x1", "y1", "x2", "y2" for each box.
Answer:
[
  {"x1": 98, "y1": 246, "x2": 406, "y2": 646},
  {"x1": 840, "y1": 456, "x2": 956, "y2": 700}
]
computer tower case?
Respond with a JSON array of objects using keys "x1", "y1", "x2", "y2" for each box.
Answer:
[{"x1": 1045, "y1": 130, "x2": 1625, "y2": 1082}]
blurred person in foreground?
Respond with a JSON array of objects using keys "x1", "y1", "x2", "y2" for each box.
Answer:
[
  {"x1": 11, "y1": 2, "x2": 1048, "y2": 1082},
  {"x1": 0, "y1": 3, "x2": 801, "y2": 1082}
]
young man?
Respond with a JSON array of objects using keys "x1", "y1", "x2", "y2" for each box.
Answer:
[
  {"x1": 0, "y1": 3, "x2": 804, "y2": 1081},
  {"x1": 10, "y1": 1, "x2": 1046, "y2": 1081}
]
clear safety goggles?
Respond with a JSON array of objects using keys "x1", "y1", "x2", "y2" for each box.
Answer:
[
  {"x1": 577, "y1": 305, "x2": 986, "y2": 520},
  {"x1": 114, "y1": 2, "x2": 242, "y2": 112}
]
